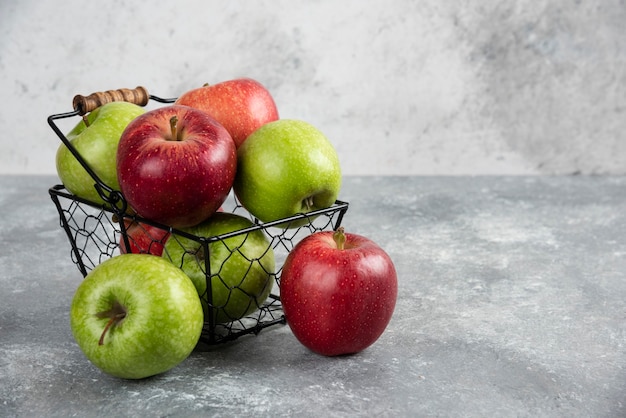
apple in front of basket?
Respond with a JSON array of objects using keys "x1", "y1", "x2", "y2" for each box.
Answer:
[
  {"x1": 117, "y1": 105, "x2": 237, "y2": 229},
  {"x1": 280, "y1": 227, "x2": 398, "y2": 356},
  {"x1": 69, "y1": 254, "x2": 203, "y2": 379}
]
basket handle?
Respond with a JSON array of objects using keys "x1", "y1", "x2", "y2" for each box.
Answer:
[{"x1": 72, "y1": 86, "x2": 150, "y2": 115}]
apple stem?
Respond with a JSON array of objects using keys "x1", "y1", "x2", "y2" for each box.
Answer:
[
  {"x1": 170, "y1": 116, "x2": 180, "y2": 141},
  {"x1": 333, "y1": 227, "x2": 346, "y2": 250},
  {"x1": 96, "y1": 301, "x2": 127, "y2": 346},
  {"x1": 82, "y1": 115, "x2": 90, "y2": 127},
  {"x1": 304, "y1": 196, "x2": 315, "y2": 211}
]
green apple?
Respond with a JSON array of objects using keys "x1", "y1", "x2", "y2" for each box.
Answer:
[
  {"x1": 233, "y1": 119, "x2": 342, "y2": 226},
  {"x1": 56, "y1": 101, "x2": 145, "y2": 205},
  {"x1": 70, "y1": 254, "x2": 203, "y2": 380},
  {"x1": 162, "y1": 212, "x2": 275, "y2": 324}
]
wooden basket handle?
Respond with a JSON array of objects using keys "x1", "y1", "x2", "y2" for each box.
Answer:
[{"x1": 72, "y1": 86, "x2": 150, "y2": 115}]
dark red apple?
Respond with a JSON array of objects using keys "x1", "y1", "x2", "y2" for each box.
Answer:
[
  {"x1": 280, "y1": 227, "x2": 398, "y2": 356},
  {"x1": 175, "y1": 78, "x2": 279, "y2": 148},
  {"x1": 119, "y1": 220, "x2": 170, "y2": 256},
  {"x1": 117, "y1": 105, "x2": 237, "y2": 228}
]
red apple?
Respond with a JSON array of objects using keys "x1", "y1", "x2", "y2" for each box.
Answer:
[
  {"x1": 175, "y1": 78, "x2": 279, "y2": 148},
  {"x1": 117, "y1": 105, "x2": 236, "y2": 228},
  {"x1": 280, "y1": 227, "x2": 398, "y2": 356},
  {"x1": 119, "y1": 220, "x2": 170, "y2": 256}
]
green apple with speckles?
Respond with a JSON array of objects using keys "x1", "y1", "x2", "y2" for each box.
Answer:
[
  {"x1": 69, "y1": 254, "x2": 203, "y2": 380},
  {"x1": 162, "y1": 212, "x2": 275, "y2": 324},
  {"x1": 233, "y1": 119, "x2": 342, "y2": 227},
  {"x1": 56, "y1": 101, "x2": 145, "y2": 205}
]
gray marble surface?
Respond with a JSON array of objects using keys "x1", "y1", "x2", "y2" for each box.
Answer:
[{"x1": 1, "y1": 175, "x2": 625, "y2": 417}]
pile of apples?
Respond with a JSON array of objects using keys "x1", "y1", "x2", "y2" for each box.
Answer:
[{"x1": 55, "y1": 78, "x2": 398, "y2": 380}]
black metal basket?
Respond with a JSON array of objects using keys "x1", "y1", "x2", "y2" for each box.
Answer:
[{"x1": 48, "y1": 87, "x2": 349, "y2": 345}]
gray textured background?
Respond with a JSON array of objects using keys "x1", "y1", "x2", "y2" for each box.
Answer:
[{"x1": 1, "y1": 0, "x2": 624, "y2": 175}]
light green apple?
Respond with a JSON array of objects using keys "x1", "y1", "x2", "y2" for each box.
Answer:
[
  {"x1": 70, "y1": 254, "x2": 203, "y2": 380},
  {"x1": 233, "y1": 119, "x2": 342, "y2": 227},
  {"x1": 162, "y1": 212, "x2": 275, "y2": 324},
  {"x1": 56, "y1": 101, "x2": 145, "y2": 205}
]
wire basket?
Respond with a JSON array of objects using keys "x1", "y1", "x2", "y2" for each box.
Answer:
[{"x1": 48, "y1": 87, "x2": 349, "y2": 345}]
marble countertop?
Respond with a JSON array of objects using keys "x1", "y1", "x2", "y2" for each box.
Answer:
[{"x1": 1, "y1": 175, "x2": 625, "y2": 417}]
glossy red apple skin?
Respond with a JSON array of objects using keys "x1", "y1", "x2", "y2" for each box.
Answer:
[
  {"x1": 117, "y1": 105, "x2": 237, "y2": 228},
  {"x1": 280, "y1": 229, "x2": 398, "y2": 356},
  {"x1": 175, "y1": 78, "x2": 279, "y2": 148},
  {"x1": 119, "y1": 220, "x2": 170, "y2": 256}
]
